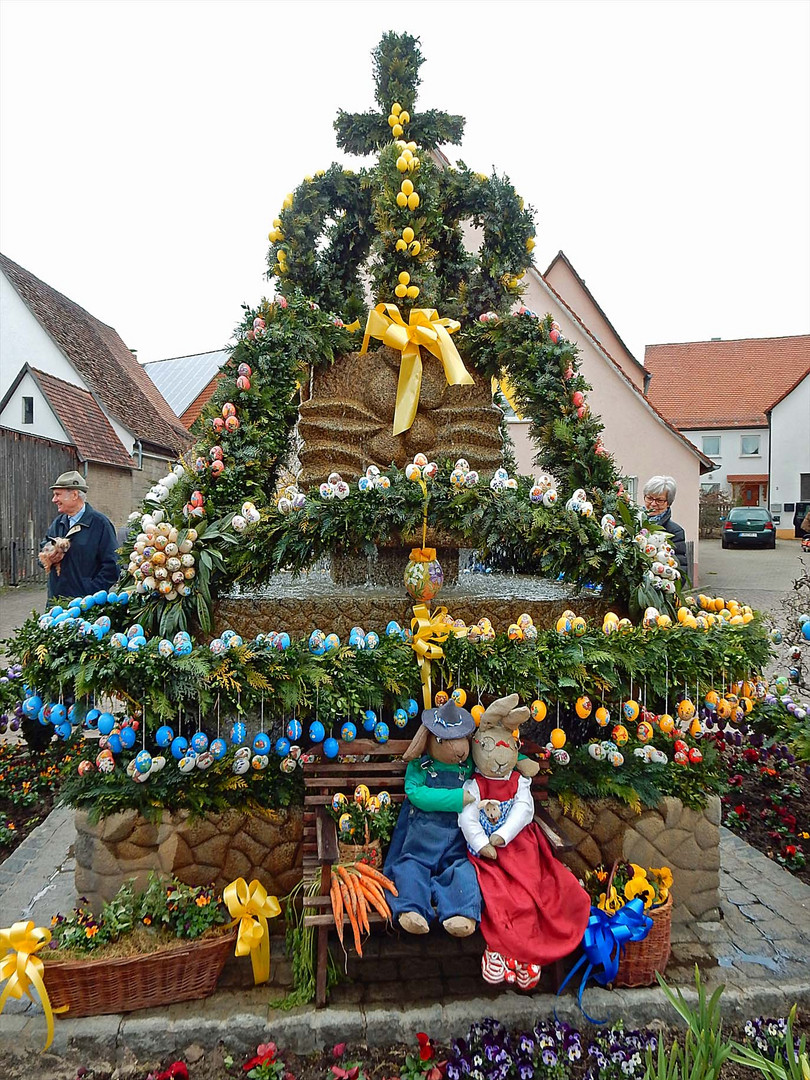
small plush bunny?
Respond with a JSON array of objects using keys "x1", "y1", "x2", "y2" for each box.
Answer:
[
  {"x1": 459, "y1": 693, "x2": 591, "y2": 990},
  {"x1": 383, "y1": 700, "x2": 482, "y2": 937},
  {"x1": 38, "y1": 537, "x2": 71, "y2": 576}
]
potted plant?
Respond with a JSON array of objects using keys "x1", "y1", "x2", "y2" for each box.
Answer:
[
  {"x1": 582, "y1": 862, "x2": 673, "y2": 987},
  {"x1": 42, "y1": 875, "x2": 237, "y2": 1016}
]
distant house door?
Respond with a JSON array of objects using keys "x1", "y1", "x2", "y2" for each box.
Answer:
[
  {"x1": 740, "y1": 483, "x2": 760, "y2": 506},
  {"x1": 801, "y1": 474, "x2": 810, "y2": 501}
]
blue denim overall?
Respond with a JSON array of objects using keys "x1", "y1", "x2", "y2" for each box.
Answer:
[{"x1": 384, "y1": 761, "x2": 481, "y2": 926}]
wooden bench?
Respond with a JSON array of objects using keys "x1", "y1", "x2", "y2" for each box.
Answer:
[{"x1": 302, "y1": 739, "x2": 573, "y2": 1006}]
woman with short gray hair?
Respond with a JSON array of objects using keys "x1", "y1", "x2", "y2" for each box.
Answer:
[{"x1": 642, "y1": 475, "x2": 688, "y2": 577}]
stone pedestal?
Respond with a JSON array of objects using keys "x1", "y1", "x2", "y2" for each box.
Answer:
[
  {"x1": 74, "y1": 806, "x2": 303, "y2": 911},
  {"x1": 546, "y1": 795, "x2": 721, "y2": 924}
]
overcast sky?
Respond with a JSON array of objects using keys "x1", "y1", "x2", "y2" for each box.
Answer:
[{"x1": 1, "y1": 0, "x2": 808, "y2": 367}]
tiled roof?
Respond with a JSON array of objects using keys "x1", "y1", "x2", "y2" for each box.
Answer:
[
  {"x1": 143, "y1": 350, "x2": 229, "y2": 417},
  {"x1": 726, "y1": 474, "x2": 768, "y2": 484},
  {"x1": 31, "y1": 368, "x2": 134, "y2": 469},
  {"x1": 766, "y1": 369, "x2": 809, "y2": 413},
  {"x1": 0, "y1": 253, "x2": 190, "y2": 454},
  {"x1": 644, "y1": 335, "x2": 810, "y2": 430}
]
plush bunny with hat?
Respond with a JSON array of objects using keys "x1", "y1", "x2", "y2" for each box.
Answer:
[
  {"x1": 459, "y1": 693, "x2": 590, "y2": 989},
  {"x1": 382, "y1": 699, "x2": 483, "y2": 937}
]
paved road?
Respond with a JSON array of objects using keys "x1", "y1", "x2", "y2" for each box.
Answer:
[
  {"x1": 0, "y1": 583, "x2": 47, "y2": 650},
  {"x1": 696, "y1": 538, "x2": 807, "y2": 615}
]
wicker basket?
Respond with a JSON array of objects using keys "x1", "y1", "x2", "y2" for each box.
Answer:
[
  {"x1": 338, "y1": 837, "x2": 382, "y2": 868},
  {"x1": 613, "y1": 893, "x2": 672, "y2": 987},
  {"x1": 43, "y1": 927, "x2": 237, "y2": 1018}
]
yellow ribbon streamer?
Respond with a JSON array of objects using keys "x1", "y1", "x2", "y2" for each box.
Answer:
[
  {"x1": 0, "y1": 921, "x2": 67, "y2": 1051},
  {"x1": 223, "y1": 878, "x2": 281, "y2": 986},
  {"x1": 361, "y1": 303, "x2": 474, "y2": 436},
  {"x1": 410, "y1": 603, "x2": 454, "y2": 711},
  {"x1": 494, "y1": 375, "x2": 523, "y2": 419}
]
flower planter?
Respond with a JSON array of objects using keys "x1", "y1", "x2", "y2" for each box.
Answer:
[
  {"x1": 43, "y1": 927, "x2": 237, "y2": 1017},
  {"x1": 614, "y1": 893, "x2": 672, "y2": 987}
]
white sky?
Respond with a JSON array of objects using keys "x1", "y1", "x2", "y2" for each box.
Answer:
[{"x1": 1, "y1": 0, "x2": 808, "y2": 366}]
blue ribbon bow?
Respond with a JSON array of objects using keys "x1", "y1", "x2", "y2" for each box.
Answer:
[{"x1": 557, "y1": 900, "x2": 653, "y2": 1023}]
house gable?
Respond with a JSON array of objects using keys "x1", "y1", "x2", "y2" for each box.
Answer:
[{"x1": 0, "y1": 367, "x2": 72, "y2": 444}]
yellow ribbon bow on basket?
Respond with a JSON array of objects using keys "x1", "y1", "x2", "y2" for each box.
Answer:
[
  {"x1": 361, "y1": 303, "x2": 474, "y2": 436},
  {"x1": 223, "y1": 878, "x2": 281, "y2": 986},
  {"x1": 411, "y1": 603, "x2": 455, "y2": 711},
  {"x1": 0, "y1": 921, "x2": 68, "y2": 1051}
]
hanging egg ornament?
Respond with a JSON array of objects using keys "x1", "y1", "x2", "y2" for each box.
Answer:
[
  {"x1": 636, "y1": 720, "x2": 654, "y2": 743},
  {"x1": 340, "y1": 721, "x2": 357, "y2": 742},
  {"x1": 434, "y1": 691, "x2": 449, "y2": 707},
  {"x1": 550, "y1": 727, "x2": 567, "y2": 749},
  {"x1": 191, "y1": 731, "x2": 209, "y2": 753},
  {"x1": 135, "y1": 750, "x2": 152, "y2": 774},
  {"x1": 612, "y1": 724, "x2": 629, "y2": 745},
  {"x1": 530, "y1": 700, "x2": 547, "y2": 722},
  {"x1": 231, "y1": 721, "x2": 247, "y2": 744},
  {"x1": 677, "y1": 699, "x2": 696, "y2": 722},
  {"x1": 471, "y1": 704, "x2": 485, "y2": 724},
  {"x1": 393, "y1": 708, "x2": 408, "y2": 728},
  {"x1": 404, "y1": 548, "x2": 444, "y2": 602},
  {"x1": 252, "y1": 732, "x2": 271, "y2": 754},
  {"x1": 362, "y1": 709, "x2": 377, "y2": 732},
  {"x1": 595, "y1": 707, "x2": 610, "y2": 727},
  {"x1": 236, "y1": 375, "x2": 251, "y2": 391},
  {"x1": 575, "y1": 696, "x2": 592, "y2": 719},
  {"x1": 374, "y1": 721, "x2": 390, "y2": 744},
  {"x1": 170, "y1": 736, "x2": 189, "y2": 759},
  {"x1": 156, "y1": 724, "x2": 174, "y2": 747},
  {"x1": 451, "y1": 688, "x2": 467, "y2": 707},
  {"x1": 280, "y1": 756, "x2": 297, "y2": 774},
  {"x1": 623, "y1": 700, "x2": 640, "y2": 722},
  {"x1": 308, "y1": 721, "x2": 325, "y2": 744},
  {"x1": 323, "y1": 737, "x2": 340, "y2": 759},
  {"x1": 210, "y1": 737, "x2": 227, "y2": 760},
  {"x1": 658, "y1": 713, "x2": 675, "y2": 734}
]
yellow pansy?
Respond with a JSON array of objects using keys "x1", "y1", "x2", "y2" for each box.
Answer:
[
  {"x1": 650, "y1": 866, "x2": 673, "y2": 890},
  {"x1": 596, "y1": 886, "x2": 621, "y2": 915},
  {"x1": 624, "y1": 875, "x2": 654, "y2": 908}
]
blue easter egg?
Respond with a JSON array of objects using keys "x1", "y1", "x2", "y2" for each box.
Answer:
[
  {"x1": 127, "y1": 624, "x2": 145, "y2": 640},
  {"x1": 50, "y1": 703, "x2": 67, "y2": 723},
  {"x1": 308, "y1": 721, "x2": 325, "y2": 743},
  {"x1": 406, "y1": 698, "x2": 419, "y2": 718},
  {"x1": 127, "y1": 637, "x2": 145, "y2": 652},
  {"x1": 231, "y1": 721, "x2": 247, "y2": 745},
  {"x1": 80, "y1": 596, "x2": 94, "y2": 612},
  {"x1": 277, "y1": 632, "x2": 290, "y2": 650},
  {"x1": 67, "y1": 704, "x2": 78, "y2": 724},
  {"x1": 91, "y1": 624, "x2": 106, "y2": 640},
  {"x1": 394, "y1": 708, "x2": 408, "y2": 728},
  {"x1": 85, "y1": 708, "x2": 101, "y2": 728},
  {"x1": 770, "y1": 629, "x2": 783, "y2": 644},
  {"x1": 156, "y1": 724, "x2": 174, "y2": 746},
  {"x1": 119, "y1": 726, "x2": 137, "y2": 749},
  {"x1": 253, "y1": 732, "x2": 271, "y2": 754},
  {"x1": 93, "y1": 590, "x2": 108, "y2": 605},
  {"x1": 275, "y1": 737, "x2": 291, "y2": 757},
  {"x1": 106, "y1": 591, "x2": 118, "y2": 604},
  {"x1": 117, "y1": 592, "x2": 129, "y2": 605},
  {"x1": 98, "y1": 712, "x2": 116, "y2": 736},
  {"x1": 191, "y1": 731, "x2": 209, "y2": 753},
  {"x1": 111, "y1": 632, "x2": 128, "y2": 647},
  {"x1": 171, "y1": 736, "x2": 189, "y2": 759},
  {"x1": 227, "y1": 635, "x2": 243, "y2": 649},
  {"x1": 210, "y1": 737, "x2": 228, "y2": 759},
  {"x1": 50, "y1": 606, "x2": 64, "y2": 618},
  {"x1": 364, "y1": 632, "x2": 379, "y2": 650},
  {"x1": 341, "y1": 722, "x2": 357, "y2": 742},
  {"x1": 95, "y1": 615, "x2": 111, "y2": 631},
  {"x1": 55, "y1": 722, "x2": 72, "y2": 741},
  {"x1": 220, "y1": 629, "x2": 236, "y2": 643},
  {"x1": 374, "y1": 721, "x2": 390, "y2": 744},
  {"x1": 38, "y1": 615, "x2": 54, "y2": 630},
  {"x1": 22, "y1": 696, "x2": 41, "y2": 717},
  {"x1": 386, "y1": 621, "x2": 401, "y2": 636},
  {"x1": 174, "y1": 639, "x2": 193, "y2": 657},
  {"x1": 135, "y1": 750, "x2": 152, "y2": 774},
  {"x1": 323, "y1": 737, "x2": 339, "y2": 759},
  {"x1": 107, "y1": 733, "x2": 123, "y2": 754},
  {"x1": 38, "y1": 707, "x2": 50, "y2": 725},
  {"x1": 802, "y1": 622, "x2": 810, "y2": 641},
  {"x1": 325, "y1": 633, "x2": 340, "y2": 651},
  {"x1": 363, "y1": 709, "x2": 377, "y2": 732},
  {"x1": 286, "y1": 718, "x2": 303, "y2": 740}
]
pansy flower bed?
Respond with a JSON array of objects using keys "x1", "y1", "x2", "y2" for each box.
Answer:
[
  {"x1": 713, "y1": 730, "x2": 810, "y2": 884},
  {"x1": 0, "y1": 738, "x2": 81, "y2": 862}
]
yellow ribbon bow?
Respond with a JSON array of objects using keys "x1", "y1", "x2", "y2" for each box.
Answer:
[
  {"x1": 360, "y1": 303, "x2": 474, "y2": 436},
  {"x1": 410, "y1": 603, "x2": 455, "y2": 710},
  {"x1": 223, "y1": 878, "x2": 281, "y2": 986},
  {"x1": 0, "y1": 921, "x2": 67, "y2": 1051}
]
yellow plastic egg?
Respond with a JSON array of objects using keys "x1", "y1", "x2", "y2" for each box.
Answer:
[
  {"x1": 530, "y1": 699, "x2": 547, "y2": 722},
  {"x1": 434, "y1": 690, "x2": 449, "y2": 707},
  {"x1": 338, "y1": 813, "x2": 353, "y2": 835},
  {"x1": 677, "y1": 699, "x2": 696, "y2": 721},
  {"x1": 656, "y1": 615, "x2": 672, "y2": 629},
  {"x1": 451, "y1": 688, "x2": 467, "y2": 706},
  {"x1": 471, "y1": 704, "x2": 485, "y2": 724},
  {"x1": 612, "y1": 724, "x2": 629, "y2": 746},
  {"x1": 571, "y1": 616, "x2": 587, "y2": 637},
  {"x1": 595, "y1": 706, "x2": 610, "y2": 727},
  {"x1": 331, "y1": 792, "x2": 348, "y2": 812},
  {"x1": 396, "y1": 192, "x2": 408, "y2": 207},
  {"x1": 353, "y1": 785, "x2": 370, "y2": 805},
  {"x1": 550, "y1": 727, "x2": 567, "y2": 749},
  {"x1": 622, "y1": 700, "x2": 640, "y2": 723},
  {"x1": 508, "y1": 623, "x2": 523, "y2": 640},
  {"x1": 366, "y1": 796, "x2": 381, "y2": 814},
  {"x1": 636, "y1": 720, "x2": 654, "y2": 742},
  {"x1": 401, "y1": 179, "x2": 414, "y2": 195},
  {"x1": 658, "y1": 713, "x2": 675, "y2": 734},
  {"x1": 402, "y1": 227, "x2": 415, "y2": 244},
  {"x1": 555, "y1": 616, "x2": 571, "y2": 635},
  {"x1": 575, "y1": 695, "x2": 592, "y2": 719}
]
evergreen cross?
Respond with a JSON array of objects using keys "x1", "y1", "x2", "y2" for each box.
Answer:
[{"x1": 333, "y1": 31, "x2": 465, "y2": 156}]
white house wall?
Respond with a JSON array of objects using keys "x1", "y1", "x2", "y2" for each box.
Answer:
[
  {"x1": 769, "y1": 375, "x2": 810, "y2": 529},
  {"x1": 517, "y1": 271, "x2": 702, "y2": 572},
  {"x1": 0, "y1": 370, "x2": 71, "y2": 443},
  {"x1": 681, "y1": 427, "x2": 769, "y2": 498},
  {"x1": 0, "y1": 269, "x2": 81, "y2": 397}
]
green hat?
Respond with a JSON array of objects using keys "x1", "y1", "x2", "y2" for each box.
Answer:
[{"x1": 51, "y1": 470, "x2": 88, "y2": 492}]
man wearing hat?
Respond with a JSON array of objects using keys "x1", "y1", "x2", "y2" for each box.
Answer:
[{"x1": 40, "y1": 471, "x2": 119, "y2": 601}]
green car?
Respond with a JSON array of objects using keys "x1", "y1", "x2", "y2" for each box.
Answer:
[{"x1": 721, "y1": 507, "x2": 776, "y2": 549}]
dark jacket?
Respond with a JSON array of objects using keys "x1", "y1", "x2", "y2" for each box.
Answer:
[
  {"x1": 43, "y1": 502, "x2": 120, "y2": 600},
  {"x1": 657, "y1": 507, "x2": 689, "y2": 579}
]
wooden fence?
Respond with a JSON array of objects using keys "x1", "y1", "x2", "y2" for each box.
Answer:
[
  {"x1": 0, "y1": 427, "x2": 79, "y2": 586},
  {"x1": 699, "y1": 496, "x2": 732, "y2": 540}
]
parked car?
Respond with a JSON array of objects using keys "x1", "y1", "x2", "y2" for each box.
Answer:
[{"x1": 721, "y1": 507, "x2": 776, "y2": 549}]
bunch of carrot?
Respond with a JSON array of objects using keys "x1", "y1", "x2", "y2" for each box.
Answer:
[{"x1": 330, "y1": 861, "x2": 398, "y2": 957}]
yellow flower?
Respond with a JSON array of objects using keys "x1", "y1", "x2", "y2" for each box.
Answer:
[
  {"x1": 195, "y1": 895, "x2": 210, "y2": 907},
  {"x1": 650, "y1": 866, "x2": 673, "y2": 890},
  {"x1": 595, "y1": 870, "x2": 608, "y2": 883},
  {"x1": 143, "y1": 916, "x2": 152, "y2": 925},
  {"x1": 85, "y1": 925, "x2": 98, "y2": 938},
  {"x1": 596, "y1": 887, "x2": 621, "y2": 915},
  {"x1": 624, "y1": 875, "x2": 654, "y2": 907},
  {"x1": 629, "y1": 864, "x2": 648, "y2": 878}
]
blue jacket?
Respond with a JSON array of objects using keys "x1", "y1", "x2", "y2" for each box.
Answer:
[{"x1": 43, "y1": 502, "x2": 120, "y2": 600}]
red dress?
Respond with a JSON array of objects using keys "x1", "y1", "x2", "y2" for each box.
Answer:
[{"x1": 469, "y1": 772, "x2": 591, "y2": 966}]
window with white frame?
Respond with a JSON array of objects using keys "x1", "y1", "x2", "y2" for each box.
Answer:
[
  {"x1": 701, "y1": 435, "x2": 721, "y2": 457},
  {"x1": 624, "y1": 476, "x2": 638, "y2": 501},
  {"x1": 740, "y1": 434, "x2": 761, "y2": 457}
]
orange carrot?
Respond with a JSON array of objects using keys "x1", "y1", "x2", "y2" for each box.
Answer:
[
  {"x1": 340, "y1": 880, "x2": 363, "y2": 957},
  {"x1": 330, "y1": 873, "x2": 344, "y2": 946},
  {"x1": 348, "y1": 872, "x2": 369, "y2": 934},
  {"x1": 357, "y1": 879, "x2": 391, "y2": 921},
  {"x1": 353, "y1": 862, "x2": 398, "y2": 895},
  {"x1": 336, "y1": 866, "x2": 357, "y2": 911}
]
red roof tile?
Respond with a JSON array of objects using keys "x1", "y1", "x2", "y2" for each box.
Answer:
[
  {"x1": 644, "y1": 336, "x2": 810, "y2": 430},
  {"x1": 726, "y1": 474, "x2": 768, "y2": 484},
  {"x1": 31, "y1": 368, "x2": 134, "y2": 469},
  {"x1": 0, "y1": 253, "x2": 190, "y2": 454}
]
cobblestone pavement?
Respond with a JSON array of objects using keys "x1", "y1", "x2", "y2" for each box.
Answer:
[{"x1": 1, "y1": 814, "x2": 808, "y2": 1065}]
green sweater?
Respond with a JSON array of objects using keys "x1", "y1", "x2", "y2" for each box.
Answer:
[{"x1": 404, "y1": 757, "x2": 474, "y2": 813}]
